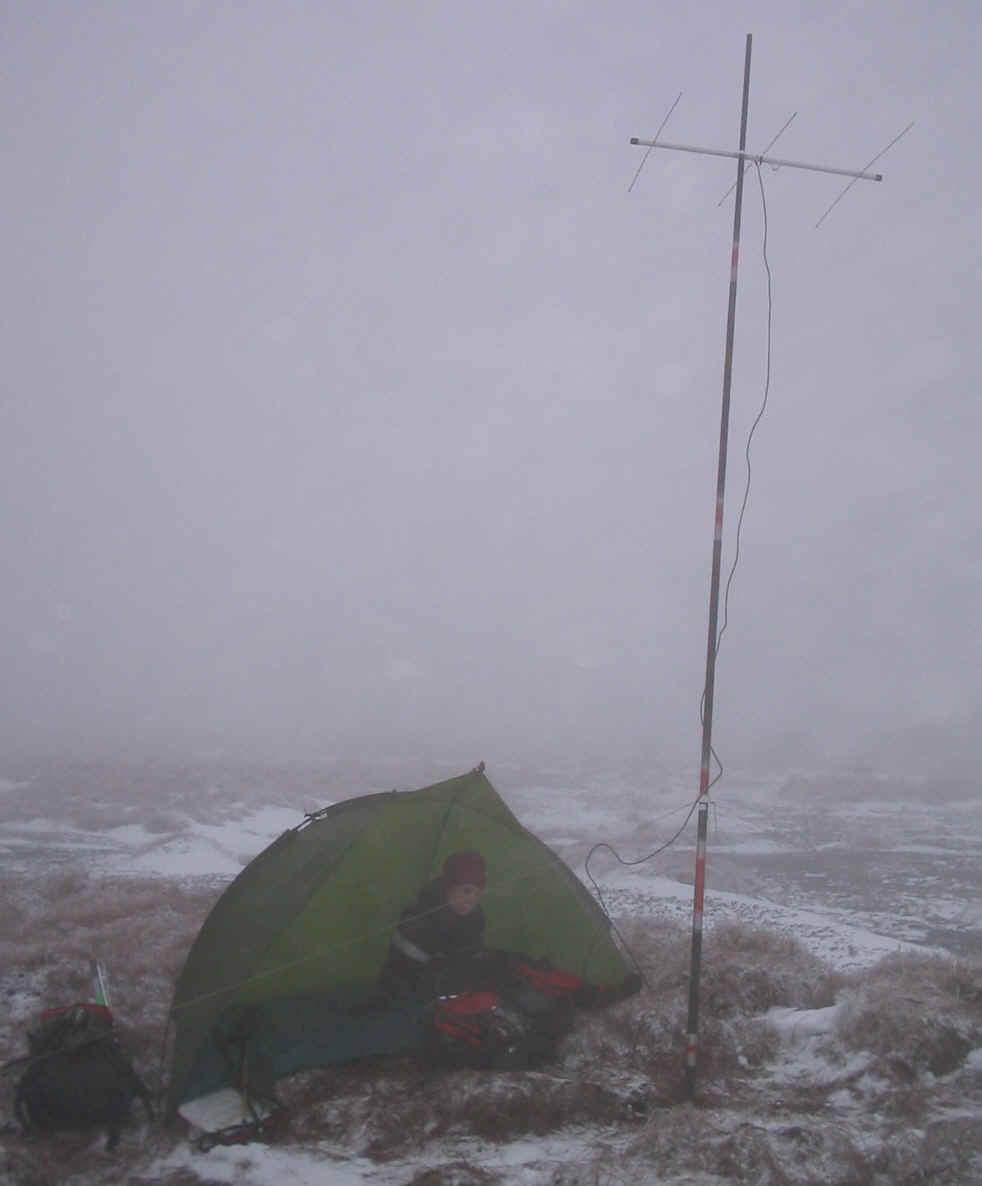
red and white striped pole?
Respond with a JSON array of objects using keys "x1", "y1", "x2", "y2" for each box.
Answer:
[
  {"x1": 630, "y1": 35, "x2": 891, "y2": 1101},
  {"x1": 684, "y1": 32, "x2": 753, "y2": 1100}
]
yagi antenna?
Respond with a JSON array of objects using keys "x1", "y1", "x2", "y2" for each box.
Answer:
[
  {"x1": 814, "y1": 120, "x2": 914, "y2": 228},
  {"x1": 627, "y1": 90, "x2": 682, "y2": 193},
  {"x1": 629, "y1": 132, "x2": 885, "y2": 184},
  {"x1": 627, "y1": 34, "x2": 902, "y2": 1106},
  {"x1": 716, "y1": 110, "x2": 798, "y2": 206}
]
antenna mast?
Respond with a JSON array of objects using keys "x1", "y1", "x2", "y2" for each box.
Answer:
[
  {"x1": 685, "y1": 29, "x2": 752, "y2": 1104},
  {"x1": 629, "y1": 33, "x2": 889, "y2": 1100}
]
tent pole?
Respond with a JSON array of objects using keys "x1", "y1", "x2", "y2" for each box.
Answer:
[{"x1": 684, "y1": 32, "x2": 753, "y2": 1101}]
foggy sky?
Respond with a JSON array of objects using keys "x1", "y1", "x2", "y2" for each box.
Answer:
[{"x1": 2, "y1": 1, "x2": 979, "y2": 774}]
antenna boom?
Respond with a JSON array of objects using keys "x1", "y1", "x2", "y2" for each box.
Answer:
[{"x1": 629, "y1": 137, "x2": 882, "y2": 182}]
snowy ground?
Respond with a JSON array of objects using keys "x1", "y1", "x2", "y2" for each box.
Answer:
[{"x1": 1, "y1": 756, "x2": 980, "y2": 1184}]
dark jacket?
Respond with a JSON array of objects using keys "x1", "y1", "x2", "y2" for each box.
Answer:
[{"x1": 379, "y1": 877, "x2": 485, "y2": 998}]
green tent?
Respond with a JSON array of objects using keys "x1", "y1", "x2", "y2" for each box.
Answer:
[{"x1": 167, "y1": 764, "x2": 634, "y2": 1115}]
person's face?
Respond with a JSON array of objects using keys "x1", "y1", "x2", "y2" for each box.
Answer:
[{"x1": 445, "y1": 882, "x2": 482, "y2": 915}]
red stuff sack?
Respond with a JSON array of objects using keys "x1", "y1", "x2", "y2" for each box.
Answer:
[{"x1": 424, "y1": 991, "x2": 538, "y2": 1069}]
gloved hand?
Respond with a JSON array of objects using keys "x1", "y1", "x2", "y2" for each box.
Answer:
[{"x1": 573, "y1": 971, "x2": 644, "y2": 1009}]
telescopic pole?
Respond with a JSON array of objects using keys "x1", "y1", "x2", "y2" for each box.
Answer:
[
  {"x1": 629, "y1": 31, "x2": 892, "y2": 1101},
  {"x1": 684, "y1": 31, "x2": 753, "y2": 1101}
]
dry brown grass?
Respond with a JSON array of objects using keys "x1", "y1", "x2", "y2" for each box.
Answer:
[
  {"x1": 2, "y1": 862, "x2": 981, "y2": 1184},
  {"x1": 275, "y1": 1056, "x2": 644, "y2": 1163},
  {"x1": 702, "y1": 921, "x2": 838, "y2": 1017},
  {"x1": 404, "y1": 1163, "x2": 502, "y2": 1185},
  {"x1": 562, "y1": 917, "x2": 832, "y2": 1101},
  {"x1": 870, "y1": 1111, "x2": 982, "y2": 1185},
  {"x1": 0, "y1": 867, "x2": 221, "y2": 1184},
  {"x1": 617, "y1": 1107, "x2": 879, "y2": 1186},
  {"x1": 835, "y1": 951, "x2": 982, "y2": 1082},
  {"x1": 0, "y1": 871, "x2": 220, "y2": 1080}
]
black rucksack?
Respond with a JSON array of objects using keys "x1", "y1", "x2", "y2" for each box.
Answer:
[{"x1": 13, "y1": 1002, "x2": 154, "y2": 1151}]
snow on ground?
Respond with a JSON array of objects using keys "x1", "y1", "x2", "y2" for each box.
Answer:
[
  {"x1": 0, "y1": 801, "x2": 306, "y2": 880},
  {"x1": 0, "y1": 769, "x2": 949, "y2": 972},
  {"x1": 102, "y1": 805, "x2": 305, "y2": 878},
  {"x1": 2, "y1": 759, "x2": 981, "y2": 1184},
  {"x1": 599, "y1": 869, "x2": 924, "y2": 972},
  {"x1": 762, "y1": 1004, "x2": 872, "y2": 1089},
  {"x1": 145, "y1": 1125, "x2": 625, "y2": 1186}
]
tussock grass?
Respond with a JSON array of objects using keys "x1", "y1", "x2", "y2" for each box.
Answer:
[
  {"x1": 871, "y1": 1111, "x2": 982, "y2": 1186},
  {"x1": 405, "y1": 1163, "x2": 502, "y2": 1185},
  {"x1": 563, "y1": 917, "x2": 831, "y2": 1100},
  {"x1": 1, "y1": 853, "x2": 981, "y2": 1183},
  {"x1": 0, "y1": 871, "x2": 219, "y2": 1076},
  {"x1": 702, "y1": 921, "x2": 838, "y2": 1017},
  {"x1": 276, "y1": 1058, "x2": 641, "y2": 1160},
  {"x1": 576, "y1": 1103, "x2": 885, "y2": 1186},
  {"x1": 835, "y1": 950, "x2": 982, "y2": 1081}
]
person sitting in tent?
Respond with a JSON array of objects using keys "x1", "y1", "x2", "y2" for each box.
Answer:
[
  {"x1": 377, "y1": 848, "x2": 640, "y2": 1070},
  {"x1": 378, "y1": 850, "x2": 488, "y2": 1000},
  {"x1": 166, "y1": 767, "x2": 646, "y2": 1118}
]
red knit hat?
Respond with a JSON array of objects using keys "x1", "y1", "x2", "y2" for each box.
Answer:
[{"x1": 441, "y1": 850, "x2": 486, "y2": 889}]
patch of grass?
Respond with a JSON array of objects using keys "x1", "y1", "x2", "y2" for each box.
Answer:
[
  {"x1": 622, "y1": 1107, "x2": 877, "y2": 1186},
  {"x1": 564, "y1": 918, "x2": 833, "y2": 1102},
  {"x1": 405, "y1": 1163, "x2": 502, "y2": 1185},
  {"x1": 2, "y1": 799, "x2": 982, "y2": 1185},
  {"x1": 835, "y1": 951, "x2": 982, "y2": 1081},
  {"x1": 702, "y1": 922, "x2": 838, "y2": 1018},
  {"x1": 279, "y1": 1059, "x2": 641, "y2": 1161},
  {"x1": 0, "y1": 872, "x2": 220, "y2": 1084},
  {"x1": 871, "y1": 1112, "x2": 982, "y2": 1185}
]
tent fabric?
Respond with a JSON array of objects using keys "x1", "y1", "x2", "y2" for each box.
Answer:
[
  {"x1": 182, "y1": 990, "x2": 429, "y2": 1109},
  {"x1": 166, "y1": 765, "x2": 634, "y2": 1115}
]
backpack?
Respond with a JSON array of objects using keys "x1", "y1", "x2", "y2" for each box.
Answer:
[
  {"x1": 421, "y1": 952, "x2": 636, "y2": 1072},
  {"x1": 424, "y1": 991, "x2": 546, "y2": 1069},
  {"x1": 506, "y1": 958, "x2": 590, "y2": 1017},
  {"x1": 13, "y1": 1002, "x2": 154, "y2": 1151},
  {"x1": 422, "y1": 964, "x2": 583, "y2": 1071}
]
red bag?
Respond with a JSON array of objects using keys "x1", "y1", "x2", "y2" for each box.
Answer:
[
  {"x1": 425, "y1": 991, "x2": 536, "y2": 1068},
  {"x1": 512, "y1": 962, "x2": 588, "y2": 999},
  {"x1": 430, "y1": 991, "x2": 503, "y2": 1048}
]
